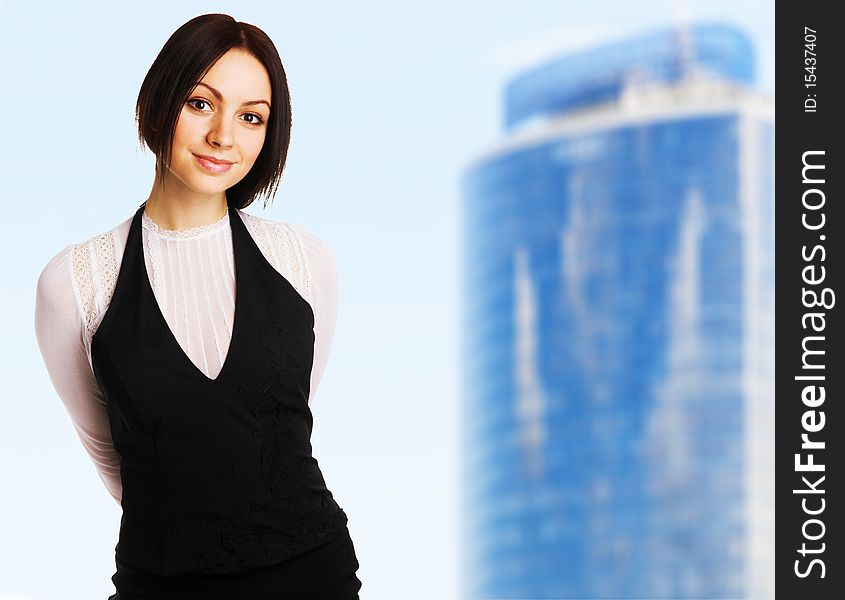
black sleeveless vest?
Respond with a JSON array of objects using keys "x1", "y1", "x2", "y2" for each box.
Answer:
[{"x1": 91, "y1": 202, "x2": 349, "y2": 576}]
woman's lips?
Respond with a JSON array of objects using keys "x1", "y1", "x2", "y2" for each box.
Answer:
[{"x1": 193, "y1": 154, "x2": 234, "y2": 173}]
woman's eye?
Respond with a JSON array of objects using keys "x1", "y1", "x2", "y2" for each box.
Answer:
[
  {"x1": 243, "y1": 113, "x2": 264, "y2": 126},
  {"x1": 187, "y1": 98, "x2": 210, "y2": 111}
]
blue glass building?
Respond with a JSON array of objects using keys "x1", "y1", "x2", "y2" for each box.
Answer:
[{"x1": 460, "y1": 23, "x2": 774, "y2": 599}]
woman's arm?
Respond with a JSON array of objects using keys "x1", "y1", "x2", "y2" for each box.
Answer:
[
  {"x1": 34, "y1": 243, "x2": 123, "y2": 506},
  {"x1": 288, "y1": 223, "x2": 339, "y2": 406}
]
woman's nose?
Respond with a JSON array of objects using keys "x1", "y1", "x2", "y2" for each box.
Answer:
[{"x1": 207, "y1": 115, "x2": 234, "y2": 148}]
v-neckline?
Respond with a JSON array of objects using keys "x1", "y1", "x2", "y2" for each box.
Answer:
[{"x1": 137, "y1": 204, "x2": 240, "y2": 384}]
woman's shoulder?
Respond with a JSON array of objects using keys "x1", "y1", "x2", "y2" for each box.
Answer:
[
  {"x1": 237, "y1": 208, "x2": 331, "y2": 251},
  {"x1": 36, "y1": 214, "x2": 134, "y2": 340},
  {"x1": 237, "y1": 208, "x2": 334, "y2": 264},
  {"x1": 236, "y1": 209, "x2": 337, "y2": 307},
  {"x1": 38, "y1": 215, "x2": 131, "y2": 293}
]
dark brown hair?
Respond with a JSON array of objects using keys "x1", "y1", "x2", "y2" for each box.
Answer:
[{"x1": 135, "y1": 13, "x2": 291, "y2": 210}]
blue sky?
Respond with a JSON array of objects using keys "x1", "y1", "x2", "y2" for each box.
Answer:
[{"x1": 0, "y1": 1, "x2": 772, "y2": 598}]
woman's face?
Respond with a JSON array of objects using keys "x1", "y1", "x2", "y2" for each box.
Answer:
[{"x1": 164, "y1": 49, "x2": 272, "y2": 198}]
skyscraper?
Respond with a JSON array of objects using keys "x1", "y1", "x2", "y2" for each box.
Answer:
[{"x1": 460, "y1": 23, "x2": 774, "y2": 599}]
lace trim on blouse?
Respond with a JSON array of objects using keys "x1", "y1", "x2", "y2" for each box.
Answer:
[
  {"x1": 141, "y1": 207, "x2": 230, "y2": 239},
  {"x1": 71, "y1": 230, "x2": 121, "y2": 343}
]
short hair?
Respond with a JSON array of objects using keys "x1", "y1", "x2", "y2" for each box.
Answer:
[{"x1": 135, "y1": 13, "x2": 291, "y2": 210}]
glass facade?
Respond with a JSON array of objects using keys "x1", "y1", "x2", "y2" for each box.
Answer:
[
  {"x1": 504, "y1": 23, "x2": 755, "y2": 131},
  {"x1": 460, "y1": 23, "x2": 774, "y2": 599}
]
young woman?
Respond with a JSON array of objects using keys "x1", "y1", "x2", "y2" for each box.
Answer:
[{"x1": 33, "y1": 13, "x2": 361, "y2": 599}]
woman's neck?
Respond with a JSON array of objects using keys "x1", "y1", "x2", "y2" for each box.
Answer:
[{"x1": 143, "y1": 186, "x2": 229, "y2": 232}]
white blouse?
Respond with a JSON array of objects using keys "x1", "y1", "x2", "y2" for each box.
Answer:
[{"x1": 33, "y1": 206, "x2": 339, "y2": 506}]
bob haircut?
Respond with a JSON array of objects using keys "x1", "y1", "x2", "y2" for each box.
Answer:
[{"x1": 135, "y1": 13, "x2": 291, "y2": 210}]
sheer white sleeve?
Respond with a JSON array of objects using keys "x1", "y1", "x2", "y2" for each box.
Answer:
[
  {"x1": 34, "y1": 243, "x2": 123, "y2": 506},
  {"x1": 287, "y1": 223, "x2": 339, "y2": 406}
]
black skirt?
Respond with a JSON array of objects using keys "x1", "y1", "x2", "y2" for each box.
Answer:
[{"x1": 108, "y1": 524, "x2": 362, "y2": 599}]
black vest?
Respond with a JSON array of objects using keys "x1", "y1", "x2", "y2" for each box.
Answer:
[{"x1": 91, "y1": 202, "x2": 348, "y2": 576}]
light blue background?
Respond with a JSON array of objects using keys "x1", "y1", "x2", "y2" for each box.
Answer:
[{"x1": 0, "y1": 1, "x2": 772, "y2": 598}]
